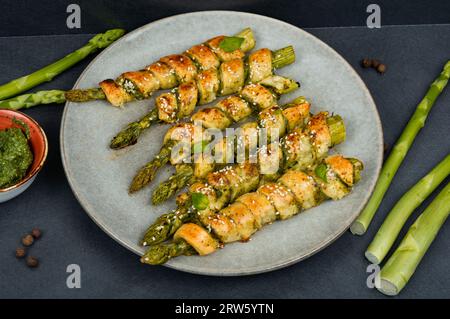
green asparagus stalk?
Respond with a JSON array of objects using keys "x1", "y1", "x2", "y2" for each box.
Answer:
[
  {"x1": 377, "y1": 182, "x2": 450, "y2": 296},
  {"x1": 140, "y1": 239, "x2": 196, "y2": 265},
  {"x1": 129, "y1": 140, "x2": 177, "y2": 193},
  {"x1": 109, "y1": 108, "x2": 158, "y2": 148},
  {"x1": 0, "y1": 90, "x2": 66, "y2": 110},
  {"x1": 0, "y1": 88, "x2": 106, "y2": 110},
  {"x1": 0, "y1": 29, "x2": 125, "y2": 100},
  {"x1": 365, "y1": 153, "x2": 450, "y2": 264},
  {"x1": 109, "y1": 46, "x2": 296, "y2": 150},
  {"x1": 351, "y1": 60, "x2": 450, "y2": 235}
]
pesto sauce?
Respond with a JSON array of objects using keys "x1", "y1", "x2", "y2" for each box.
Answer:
[{"x1": 0, "y1": 127, "x2": 33, "y2": 188}]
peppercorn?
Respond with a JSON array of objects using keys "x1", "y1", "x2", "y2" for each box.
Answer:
[
  {"x1": 372, "y1": 59, "x2": 381, "y2": 68},
  {"x1": 377, "y1": 64, "x2": 387, "y2": 74},
  {"x1": 361, "y1": 58, "x2": 372, "y2": 68},
  {"x1": 22, "y1": 234, "x2": 34, "y2": 246},
  {"x1": 15, "y1": 247, "x2": 26, "y2": 258},
  {"x1": 31, "y1": 228, "x2": 42, "y2": 239},
  {"x1": 26, "y1": 256, "x2": 39, "y2": 268}
]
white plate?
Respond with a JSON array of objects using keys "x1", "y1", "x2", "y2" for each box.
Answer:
[{"x1": 61, "y1": 11, "x2": 383, "y2": 276}]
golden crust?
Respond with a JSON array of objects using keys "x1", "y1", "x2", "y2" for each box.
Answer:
[
  {"x1": 282, "y1": 102, "x2": 311, "y2": 130},
  {"x1": 177, "y1": 81, "x2": 199, "y2": 117},
  {"x1": 185, "y1": 44, "x2": 220, "y2": 70},
  {"x1": 156, "y1": 92, "x2": 178, "y2": 123},
  {"x1": 325, "y1": 155, "x2": 354, "y2": 186},
  {"x1": 241, "y1": 84, "x2": 276, "y2": 110},
  {"x1": 121, "y1": 71, "x2": 159, "y2": 97},
  {"x1": 248, "y1": 48, "x2": 273, "y2": 83},
  {"x1": 191, "y1": 107, "x2": 231, "y2": 130},
  {"x1": 307, "y1": 112, "x2": 332, "y2": 158},
  {"x1": 174, "y1": 223, "x2": 218, "y2": 255},
  {"x1": 206, "y1": 35, "x2": 245, "y2": 62},
  {"x1": 146, "y1": 62, "x2": 177, "y2": 89},
  {"x1": 159, "y1": 54, "x2": 197, "y2": 83},
  {"x1": 196, "y1": 69, "x2": 220, "y2": 105},
  {"x1": 219, "y1": 59, "x2": 245, "y2": 96},
  {"x1": 99, "y1": 79, "x2": 133, "y2": 107}
]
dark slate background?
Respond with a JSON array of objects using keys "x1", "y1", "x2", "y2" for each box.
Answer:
[{"x1": 0, "y1": 1, "x2": 449, "y2": 298}]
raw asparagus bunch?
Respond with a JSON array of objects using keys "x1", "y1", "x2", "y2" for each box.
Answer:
[
  {"x1": 65, "y1": 28, "x2": 255, "y2": 107},
  {"x1": 141, "y1": 155, "x2": 363, "y2": 264},
  {"x1": 129, "y1": 74, "x2": 300, "y2": 193},
  {"x1": 141, "y1": 111, "x2": 346, "y2": 246},
  {"x1": 378, "y1": 182, "x2": 450, "y2": 296},
  {"x1": 0, "y1": 29, "x2": 125, "y2": 101},
  {"x1": 351, "y1": 60, "x2": 450, "y2": 235},
  {"x1": 365, "y1": 153, "x2": 450, "y2": 264},
  {"x1": 151, "y1": 96, "x2": 312, "y2": 204},
  {"x1": 110, "y1": 46, "x2": 296, "y2": 149}
]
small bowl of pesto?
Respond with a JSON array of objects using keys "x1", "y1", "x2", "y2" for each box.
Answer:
[{"x1": 0, "y1": 110, "x2": 48, "y2": 203}]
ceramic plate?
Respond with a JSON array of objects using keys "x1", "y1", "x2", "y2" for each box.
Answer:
[{"x1": 61, "y1": 11, "x2": 383, "y2": 276}]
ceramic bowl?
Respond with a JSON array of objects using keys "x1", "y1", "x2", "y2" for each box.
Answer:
[{"x1": 0, "y1": 110, "x2": 48, "y2": 203}]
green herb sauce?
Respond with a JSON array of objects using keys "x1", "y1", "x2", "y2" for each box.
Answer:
[{"x1": 0, "y1": 127, "x2": 33, "y2": 188}]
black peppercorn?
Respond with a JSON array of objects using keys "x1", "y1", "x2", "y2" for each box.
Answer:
[
  {"x1": 15, "y1": 247, "x2": 26, "y2": 258},
  {"x1": 361, "y1": 58, "x2": 372, "y2": 68},
  {"x1": 22, "y1": 234, "x2": 34, "y2": 246},
  {"x1": 26, "y1": 256, "x2": 39, "y2": 268},
  {"x1": 377, "y1": 64, "x2": 387, "y2": 74},
  {"x1": 372, "y1": 59, "x2": 381, "y2": 68}
]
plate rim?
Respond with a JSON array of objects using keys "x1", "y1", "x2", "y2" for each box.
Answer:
[{"x1": 60, "y1": 10, "x2": 384, "y2": 276}]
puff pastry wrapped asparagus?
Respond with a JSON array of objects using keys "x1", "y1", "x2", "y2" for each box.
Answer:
[
  {"x1": 141, "y1": 154, "x2": 363, "y2": 264},
  {"x1": 65, "y1": 28, "x2": 256, "y2": 106},
  {"x1": 151, "y1": 96, "x2": 312, "y2": 204},
  {"x1": 141, "y1": 110, "x2": 346, "y2": 246},
  {"x1": 110, "y1": 45, "x2": 296, "y2": 149},
  {"x1": 129, "y1": 74, "x2": 300, "y2": 192}
]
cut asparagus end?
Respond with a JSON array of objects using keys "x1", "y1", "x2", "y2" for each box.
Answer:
[
  {"x1": 349, "y1": 158, "x2": 364, "y2": 184},
  {"x1": 272, "y1": 45, "x2": 296, "y2": 69},
  {"x1": 327, "y1": 115, "x2": 346, "y2": 146},
  {"x1": 259, "y1": 75, "x2": 299, "y2": 95},
  {"x1": 235, "y1": 27, "x2": 255, "y2": 53},
  {"x1": 65, "y1": 88, "x2": 106, "y2": 102},
  {"x1": 140, "y1": 240, "x2": 194, "y2": 265}
]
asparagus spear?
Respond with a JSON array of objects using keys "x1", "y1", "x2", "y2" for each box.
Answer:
[
  {"x1": 141, "y1": 112, "x2": 346, "y2": 246},
  {"x1": 0, "y1": 90, "x2": 65, "y2": 110},
  {"x1": 109, "y1": 46, "x2": 296, "y2": 149},
  {"x1": 0, "y1": 29, "x2": 125, "y2": 100},
  {"x1": 0, "y1": 88, "x2": 106, "y2": 110},
  {"x1": 141, "y1": 239, "x2": 196, "y2": 265},
  {"x1": 141, "y1": 156, "x2": 363, "y2": 264},
  {"x1": 151, "y1": 96, "x2": 309, "y2": 205},
  {"x1": 65, "y1": 28, "x2": 255, "y2": 105},
  {"x1": 129, "y1": 75, "x2": 299, "y2": 193},
  {"x1": 378, "y1": 182, "x2": 450, "y2": 296},
  {"x1": 365, "y1": 153, "x2": 450, "y2": 264},
  {"x1": 351, "y1": 60, "x2": 450, "y2": 235}
]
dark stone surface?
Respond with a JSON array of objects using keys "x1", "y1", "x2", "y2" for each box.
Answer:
[
  {"x1": 0, "y1": 23, "x2": 449, "y2": 298},
  {"x1": 0, "y1": 0, "x2": 449, "y2": 36}
]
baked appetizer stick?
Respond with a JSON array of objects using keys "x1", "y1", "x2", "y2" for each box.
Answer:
[
  {"x1": 129, "y1": 75, "x2": 300, "y2": 193},
  {"x1": 151, "y1": 96, "x2": 311, "y2": 204},
  {"x1": 65, "y1": 28, "x2": 255, "y2": 106},
  {"x1": 110, "y1": 46, "x2": 296, "y2": 149},
  {"x1": 141, "y1": 155, "x2": 363, "y2": 264},
  {"x1": 141, "y1": 111, "x2": 346, "y2": 246}
]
